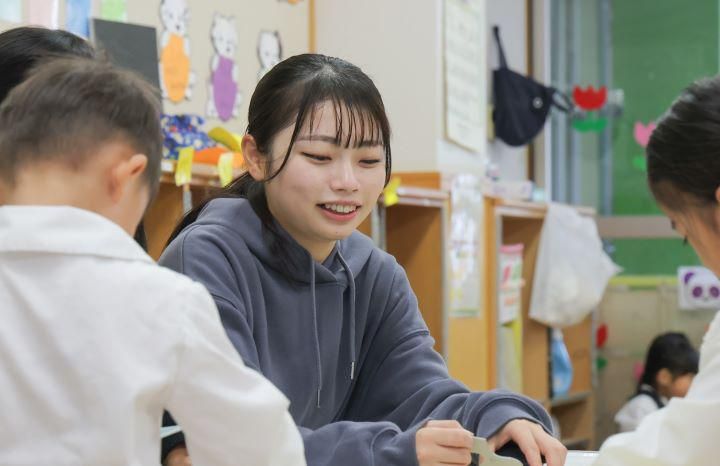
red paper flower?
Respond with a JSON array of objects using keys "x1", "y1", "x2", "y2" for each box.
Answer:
[{"x1": 573, "y1": 85, "x2": 607, "y2": 111}]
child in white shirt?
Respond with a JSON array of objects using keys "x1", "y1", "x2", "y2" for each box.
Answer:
[
  {"x1": 594, "y1": 75, "x2": 720, "y2": 466},
  {"x1": 0, "y1": 57, "x2": 305, "y2": 465},
  {"x1": 614, "y1": 332, "x2": 698, "y2": 433}
]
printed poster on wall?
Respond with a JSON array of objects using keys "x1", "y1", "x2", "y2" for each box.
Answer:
[
  {"x1": 66, "y1": 0, "x2": 92, "y2": 37},
  {"x1": 0, "y1": 0, "x2": 22, "y2": 23},
  {"x1": 444, "y1": 0, "x2": 485, "y2": 153},
  {"x1": 28, "y1": 0, "x2": 59, "y2": 28},
  {"x1": 449, "y1": 174, "x2": 483, "y2": 317}
]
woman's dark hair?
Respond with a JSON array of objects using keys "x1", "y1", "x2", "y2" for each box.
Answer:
[
  {"x1": 639, "y1": 332, "x2": 699, "y2": 391},
  {"x1": 0, "y1": 27, "x2": 95, "y2": 103},
  {"x1": 167, "y1": 53, "x2": 392, "y2": 244},
  {"x1": 647, "y1": 76, "x2": 720, "y2": 213}
]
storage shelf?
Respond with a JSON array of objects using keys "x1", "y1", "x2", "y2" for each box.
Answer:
[
  {"x1": 159, "y1": 160, "x2": 243, "y2": 188},
  {"x1": 549, "y1": 391, "x2": 592, "y2": 409},
  {"x1": 561, "y1": 436, "x2": 592, "y2": 450}
]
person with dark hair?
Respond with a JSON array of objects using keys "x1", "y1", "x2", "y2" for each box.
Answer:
[
  {"x1": 160, "y1": 53, "x2": 566, "y2": 466},
  {"x1": 614, "y1": 332, "x2": 698, "y2": 433},
  {"x1": 593, "y1": 77, "x2": 720, "y2": 465},
  {"x1": 0, "y1": 58, "x2": 304, "y2": 465},
  {"x1": 0, "y1": 26, "x2": 149, "y2": 249}
]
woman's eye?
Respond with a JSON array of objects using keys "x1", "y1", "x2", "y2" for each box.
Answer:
[
  {"x1": 360, "y1": 158, "x2": 382, "y2": 165},
  {"x1": 301, "y1": 152, "x2": 331, "y2": 162}
]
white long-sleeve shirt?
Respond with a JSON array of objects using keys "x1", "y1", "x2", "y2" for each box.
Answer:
[
  {"x1": 594, "y1": 310, "x2": 720, "y2": 465},
  {"x1": 0, "y1": 206, "x2": 306, "y2": 466},
  {"x1": 614, "y1": 385, "x2": 666, "y2": 433}
]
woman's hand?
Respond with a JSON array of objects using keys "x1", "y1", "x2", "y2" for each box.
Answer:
[
  {"x1": 415, "y1": 420, "x2": 474, "y2": 466},
  {"x1": 488, "y1": 419, "x2": 566, "y2": 466},
  {"x1": 163, "y1": 446, "x2": 192, "y2": 466}
]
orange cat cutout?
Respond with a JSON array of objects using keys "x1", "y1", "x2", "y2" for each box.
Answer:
[{"x1": 159, "y1": 0, "x2": 195, "y2": 103}]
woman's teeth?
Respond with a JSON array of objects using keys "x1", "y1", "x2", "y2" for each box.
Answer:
[{"x1": 323, "y1": 204, "x2": 358, "y2": 214}]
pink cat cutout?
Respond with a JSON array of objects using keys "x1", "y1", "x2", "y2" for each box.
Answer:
[{"x1": 634, "y1": 121, "x2": 656, "y2": 148}]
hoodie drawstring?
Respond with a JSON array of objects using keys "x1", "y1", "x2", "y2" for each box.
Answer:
[
  {"x1": 336, "y1": 252, "x2": 357, "y2": 382},
  {"x1": 309, "y1": 256, "x2": 322, "y2": 408},
  {"x1": 309, "y1": 249, "x2": 357, "y2": 409}
]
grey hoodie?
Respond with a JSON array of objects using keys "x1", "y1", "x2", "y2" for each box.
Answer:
[{"x1": 160, "y1": 197, "x2": 553, "y2": 465}]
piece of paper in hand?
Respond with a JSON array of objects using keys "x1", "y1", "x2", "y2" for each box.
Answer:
[
  {"x1": 161, "y1": 425, "x2": 182, "y2": 439},
  {"x1": 471, "y1": 437, "x2": 522, "y2": 465}
]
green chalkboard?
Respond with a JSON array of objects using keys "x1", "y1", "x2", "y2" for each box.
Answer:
[{"x1": 610, "y1": 0, "x2": 717, "y2": 273}]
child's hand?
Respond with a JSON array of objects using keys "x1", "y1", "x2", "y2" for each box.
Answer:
[
  {"x1": 488, "y1": 419, "x2": 566, "y2": 466},
  {"x1": 163, "y1": 446, "x2": 192, "y2": 466},
  {"x1": 415, "y1": 420, "x2": 473, "y2": 466}
]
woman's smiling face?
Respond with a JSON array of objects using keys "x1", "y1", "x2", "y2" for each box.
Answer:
[{"x1": 255, "y1": 101, "x2": 387, "y2": 261}]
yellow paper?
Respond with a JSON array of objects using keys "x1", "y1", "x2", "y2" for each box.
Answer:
[
  {"x1": 217, "y1": 152, "x2": 234, "y2": 186},
  {"x1": 383, "y1": 177, "x2": 401, "y2": 207},
  {"x1": 208, "y1": 126, "x2": 243, "y2": 152},
  {"x1": 175, "y1": 147, "x2": 194, "y2": 187}
]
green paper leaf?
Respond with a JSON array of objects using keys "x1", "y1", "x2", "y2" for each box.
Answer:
[
  {"x1": 572, "y1": 117, "x2": 608, "y2": 132},
  {"x1": 596, "y1": 356, "x2": 608, "y2": 371}
]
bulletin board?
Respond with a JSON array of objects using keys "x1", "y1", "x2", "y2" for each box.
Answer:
[
  {"x1": 0, "y1": 0, "x2": 313, "y2": 135},
  {"x1": 610, "y1": 0, "x2": 716, "y2": 274}
]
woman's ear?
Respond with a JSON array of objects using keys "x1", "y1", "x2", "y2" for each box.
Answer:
[{"x1": 242, "y1": 134, "x2": 266, "y2": 181}]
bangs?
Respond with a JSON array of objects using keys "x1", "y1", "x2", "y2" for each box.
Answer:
[
  {"x1": 302, "y1": 95, "x2": 384, "y2": 149},
  {"x1": 286, "y1": 76, "x2": 392, "y2": 184}
]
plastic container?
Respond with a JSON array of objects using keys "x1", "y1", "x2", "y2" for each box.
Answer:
[{"x1": 550, "y1": 328, "x2": 574, "y2": 397}]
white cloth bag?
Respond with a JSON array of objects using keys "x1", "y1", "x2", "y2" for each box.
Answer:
[{"x1": 529, "y1": 203, "x2": 620, "y2": 327}]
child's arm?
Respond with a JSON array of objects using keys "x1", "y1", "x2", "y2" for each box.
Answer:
[
  {"x1": 593, "y1": 315, "x2": 720, "y2": 465},
  {"x1": 165, "y1": 283, "x2": 305, "y2": 466}
]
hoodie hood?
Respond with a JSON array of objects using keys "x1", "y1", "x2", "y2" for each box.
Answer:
[
  {"x1": 195, "y1": 197, "x2": 374, "y2": 285},
  {"x1": 194, "y1": 197, "x2": 372, "y2": 408}
]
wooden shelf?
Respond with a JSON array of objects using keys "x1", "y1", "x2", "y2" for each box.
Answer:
[
  {"x1": 159, "y1": 160, "x2": 244, "y2": 188},
  {"x1": 561, "y1": 436, "x2": 592, "y2": 450},
  {"x1": 485, "y1": 198, "x2": 597, "y2": 449},
  {"x1": 549, "y1": 391, "x2": 592, "y2": 408}
]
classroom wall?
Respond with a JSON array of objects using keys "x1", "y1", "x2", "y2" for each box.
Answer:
[
  {"x1": 315, "y1": 0, "x2": 488, "y2": 177},
  {"x1": 1, "y1": 0, "x2": 311, "y2": 135}
]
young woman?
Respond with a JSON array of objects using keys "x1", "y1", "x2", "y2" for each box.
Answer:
[
  {"x1": 0, "y1": 26, "x2": 147, "y2": 248},
  {"x1": 160, "y1": 53, "x2": 566, "y2": 466},
  {"x1": 595, "y1": 77, "x2": 720, "y2": 465},
  {"x1": 614, "y1": 332, "x2": 698, "y2": 432}
]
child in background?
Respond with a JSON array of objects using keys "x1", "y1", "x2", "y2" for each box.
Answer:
[
  {"x1": 0, "y1": 58, "x2": 304, "y2": 465},
  {"x1": 614, "y1": 332, "x2": 698, "y2": 432},
  {"x1": 594, "y1": 75, "x2": 720, "y2": 466}
]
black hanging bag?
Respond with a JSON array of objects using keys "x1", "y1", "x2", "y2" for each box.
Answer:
[{"x1": 492, "y1": 25, "x2": 570, "y2": 147}]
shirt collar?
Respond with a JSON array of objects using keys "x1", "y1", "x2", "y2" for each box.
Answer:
[{"x1": 0, "y1": 205, "x2": 152, "y2": 263}]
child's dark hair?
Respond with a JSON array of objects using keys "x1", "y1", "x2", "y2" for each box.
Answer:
[
  {"x1": 639, "y1": 332, "x2": 699, "y2": 391},
  {"x1": 0, "y1": 58, "x2": 163, "y2": 194},
  {"x1": 0, "y1": 27, "x2": 95, "y2": 103},
  {"x1": 167, "y1": 53, "x2": 392, "y2": 245},
  {"x1": 647, "y1": 76, "x2": 720, "y2": 214}
]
